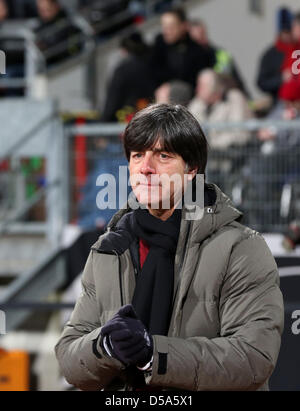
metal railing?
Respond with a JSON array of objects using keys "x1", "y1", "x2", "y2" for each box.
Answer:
[
  {"x1": 2, "y1": 116, "x2": 299, "y2": 239},
  {"x1": 0, "y1": 100, "x2": 65, "y2": 246},
  {"x1": 1, "y1": 116, "x2": 299, "y2": 305},
  {"x1": 0, "y1": 15, "x2": 95, "y2": 97},
  {"x1": 65, "y1": 119, "x2": 300, "y2": 234},
  {"x1": 0, "y1": 25, "x2": 45, "y2": 97}
]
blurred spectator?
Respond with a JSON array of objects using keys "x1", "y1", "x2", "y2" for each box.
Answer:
[
  {"x1": 155, "y1": 80, "x2": 193, "y2": 106},
  {"x1": 292, "y1": 11, "x2": 300, "y2": 41},
  {"x1": 0, "y1": 0, "x2": 25, "y2": 96},
  {"x1": 256, "y1": 7, "x2": 294, "y2": 103},
  {"x1": 282, "y1": 220, "x2": 300, "y2": 251},
  {"x1": 9, "y1": 0, "x2": 38, "y2": 19},
  {"x1": 188, "y1": 69, "x2": 253, "y2": 150},
  {"x1": 256, "y1": 100, "x2": 300, "y2": 147},
  {"x1": 151, "y1": 7, "x2": 214, "y2": 88},
  {"x1": 0, "y1": 0, "x2": 37, "y2": 19},
  {"x1": 34, "y1": 0, "x2": 84, "y2": 66},
  {"x1": 0, "y1": 0, "x2": 7, "y2": 21},
  {"x1": 189, "y1": 19, "x2": 250, "y2": 97},
  {"x1": 245, "y1": 97, "x2": 300, "y2": 229},
  {"x1": 278, "y1": 12, "x2": 300, "y2": 102},
  {"x1": 101, "y1": 31, "x2": 156, "y2": 122},
  {"x1": 79, "y1": 0, "x2": 133, "y2": 39}
]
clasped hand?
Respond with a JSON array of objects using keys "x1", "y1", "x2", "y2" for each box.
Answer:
[{"x1": 100, "y1": 304, "x2": 153, "y2": 368}]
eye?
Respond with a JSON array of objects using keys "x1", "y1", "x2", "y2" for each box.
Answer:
[
  {"x1": 159, "y1": 153, "x2": 170, "y2": 159},
  {"x1": 131, "y1": 152, "x2": 143, "y2": 159}
]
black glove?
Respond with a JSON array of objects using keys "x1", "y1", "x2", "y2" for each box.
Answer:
[{"x1": 100, "y1": 304, "x2": 153, "y2": 368}]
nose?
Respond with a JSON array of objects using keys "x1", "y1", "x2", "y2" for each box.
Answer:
[{"x1": 140, "y1": 152, "x2": 155, "y2": 174}]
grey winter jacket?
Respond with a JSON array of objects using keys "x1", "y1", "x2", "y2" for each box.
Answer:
[{"x1": 55, "y1": 183, "x2": 284, "y2": 391}]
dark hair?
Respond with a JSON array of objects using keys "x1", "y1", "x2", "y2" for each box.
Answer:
[
  {"x1": 123, "y1": 104, "x2": 208, "y2": 176},
  {"x1": 120, "y1": 31, "x2": 148, "y2": 57},
  {"x1": 43, "y1": 0, "x2": 60, "y2": 4},
  {"x1": 294, "y1": 12, "x2": 300, "y2": 23},
  {"x1": 277, "y1": 7, "x2": 293, "y2": 32},
  {"x1": 169, "y1": 80, "x2": 193, "y2": 107},
  {"x1": 162, "y1": 7, "x2": 186, "y2": 23},
  {"x1": 189, "y1": 19, "x2": 206, "y2": 28}
]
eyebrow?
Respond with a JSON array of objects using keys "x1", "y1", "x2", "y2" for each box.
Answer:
[{"x1": 131, "y1": 147, "x2": 169, "y2": 154}]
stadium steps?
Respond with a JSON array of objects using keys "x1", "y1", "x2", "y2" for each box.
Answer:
[{"x1": 0, "y1": 233, "x2": 51, "y2": 279}]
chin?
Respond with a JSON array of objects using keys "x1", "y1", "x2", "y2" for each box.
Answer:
[{"x1": 137, "y1": 195, "x2": 162, "y2": 210}]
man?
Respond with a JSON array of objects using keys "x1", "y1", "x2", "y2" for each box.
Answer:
[
  {"x1": 150, "y1": 7, "x2": 214, "y2": 88},
  {"x1": 101, "y1": 31, "x2": 156, "y2": 123},
  {"x1": 256, "y1": 7, "x2": 294, "y2": 103},
  {"x1": 35, "y1": 0, "x2": 83, "y2": 66},
  {"x1": 154, "y1": 80, "x2": 193, "y2": 107},
  {"x1": 189, "y1": 19, "x2": 249, "y2": 97},
  {"x1": 9, "y1": 0, "x2": 37, "y2": 18},
  {"x1": 245, "y1": 87, "x2": 300, "y2": 231},
  {"x1": 0, "y1": 0, "x2": 26, "y2": 96},
  {"x1": 188, "y1": 69, "x2": 252, "y2": 150},
  {"x1": 278, "y1": 12, "x2": 300, "y2": 102},
  {"x1": 55, "y1": 104, "x2": 284, "y2": 391}
]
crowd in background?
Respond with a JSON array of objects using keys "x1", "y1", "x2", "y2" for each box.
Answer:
[
  {"x1": 0, "y1": 0, "x2": 179, "y2": 68},
  {"x1": 102, "y1": 6, "x2": 300, "y2": 124},
  {"x1": 81, "y1": 5, "x2": 300, "y2": 231},
  {"x1": 0, "y1": 1, "x2": 300, "y2": 235}
]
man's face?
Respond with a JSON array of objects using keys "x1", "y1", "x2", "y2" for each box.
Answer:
[
  {"x1": 129, "y1": 140, "x2": 195, "y2": 211},
  {"x1": 161, "y1": 13, "x2": 187, "y2": 44},
  {"x1": 292, "y1": 21, "x2": 300, "y2": 42},
  {"x1": 283, "y1": 101, "x2": 300, "y2": 120},
  {"x1": 280, "y1": 30, "x2": 292, "y2": 43},
  {"x1": 189, "y1": 24, "x2": 208, "y2": 46},
  {"x1": 155, "y1": 83, "x2": 171, "y2": 104},
  {"x1": 0, "y1": 0, "x2": 8, "y2": 21},
  {"x1": 196, "y1": 72, "x2": 217, "y2": 104},
  {"x1": 37, "y1": 0, "x2": 60, "y2": 21}
]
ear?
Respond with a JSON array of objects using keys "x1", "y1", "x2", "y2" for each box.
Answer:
[{"x1": 186, "y1": 167, "x2": 198, "y2": 181}]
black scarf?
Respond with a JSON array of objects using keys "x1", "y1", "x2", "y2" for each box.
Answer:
[
  {"x1": 100, "y1": 183, "x2": 217, "y2": 336},
  {"x1": 130, "y1": 208, "x2": 181, "y2": 336}
]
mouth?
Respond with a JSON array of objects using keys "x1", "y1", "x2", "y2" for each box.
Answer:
[{"x1": 139, "y1": 182, "x2": 160, "y2": 186}]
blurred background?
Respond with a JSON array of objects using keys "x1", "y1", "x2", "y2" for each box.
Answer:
[{"x1": 0, "y1": 0, "x2": 300, "y2": 391}]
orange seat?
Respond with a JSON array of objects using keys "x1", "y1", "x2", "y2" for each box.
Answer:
[{"x1": 0, "y1": 350, "x2": 29, "y2": 391}]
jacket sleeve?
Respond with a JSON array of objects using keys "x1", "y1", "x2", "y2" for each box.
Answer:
[
  {"x1": 54, "y1": 251, "x2": 125, "y2": 391},
  {"x1": 145, "y1": 234, "x2": 284, "y2": 391},
  {"x1": 257, "y1": 50, "x2": 283, "y2": 95}
]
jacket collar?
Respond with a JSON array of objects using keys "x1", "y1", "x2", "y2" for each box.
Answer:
[
  {"x1": 106, "y1": 182, "x2": 242, "y2": 243},
  {"x1": 187, "y1": 183, "x2": 243, "y2": 246}
]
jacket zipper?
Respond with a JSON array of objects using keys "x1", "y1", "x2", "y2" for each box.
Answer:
[
  {"x1": 171, "y1": 222, "x2": 193, "y2": 335},
  {"x1": 112, "y1": 249, "x2": 124, "y2": 306},
  {"x1": 172, "y1": 220, "x2": 192, "y2": 308}
]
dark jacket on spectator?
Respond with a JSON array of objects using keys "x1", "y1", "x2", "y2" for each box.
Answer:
[
  {"x1": 151, "y1": 33, "x2": 214, "y2": 87},
  {"x1": 35, "y1": 9, "x2": 83, "y2": 66},
  {"x1": 256, "y1": 43, "x2": 286, "y2": 101},
  {"x1": 8, "y1": 0, "x2": 37, "y2": 19},
  {"x1": 102, "y1": 54, "x2": 156, "y2": 122}
]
